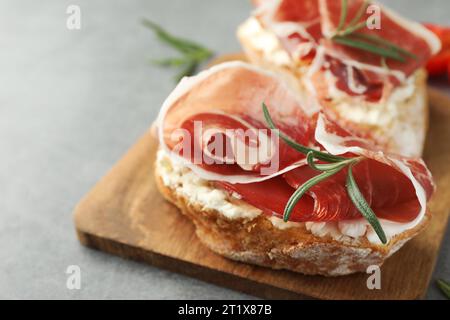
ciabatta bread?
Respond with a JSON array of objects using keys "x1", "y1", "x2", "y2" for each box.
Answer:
[{"x1": 155, "y1": 149, "x2": 429, "y2": 276}]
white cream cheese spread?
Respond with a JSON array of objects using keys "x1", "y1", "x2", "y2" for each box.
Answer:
[
  {"x1": 156, "y1": 149, "x2": 262, "y2": 220},
  {"x1": 157, "y1": 149, "x2": 421, "y2": 244}
]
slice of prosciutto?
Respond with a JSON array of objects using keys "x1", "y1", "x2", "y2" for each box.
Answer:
[
  {"x1": 254, "y1": 0, "x2": 441, "y2": 101},
  {"x1": 157, "y1": 62, "x2": 434, "y2": 232},
  {"x1": 158, "y1": 61, "x2": 317, "y2": 183}
]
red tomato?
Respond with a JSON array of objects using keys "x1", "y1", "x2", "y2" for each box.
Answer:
[
  {"x1": 424, "y1": 23, "x2": 450, "y2": 77},
  {"x1": 427, "y1": 50, "x2": 450, "y2": 76},
  {"x1": 448, "y1": 62, "x2": 450, "y2": 83}
]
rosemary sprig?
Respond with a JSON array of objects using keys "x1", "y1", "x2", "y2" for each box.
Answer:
[
  {"x1": 284, "y1": 166, "x2": 347, "y2": 222},
  {"x1": 333, "y1": 36, "x2": 407, "y2": 62},
  {"x1": 346, "y1": 164, "x2": 387, "y2": 244},
  {"x1": 347, "y1": 0, "x2": 370, "y2": 28},
  {"x1": 336, "y1": 0, "x2": 349, "y2": 33},
  {"x1": 437, "y1": 279, "x2": 450, "y2": 299},
  {"x1": 351, "y1": 33, "x2": 417, "y2": 60},
  {"x1": 338, "y1": 21, "x2": 367, "y2": 37},
  {"x1": 262, "y1": 103, "x2": 347, "y2": 163},
  {"x1": 262, "y1": 103, "x2": 388, "y2": 244},
  {"x1": 306, "y1": 151, "x2": 356, "y2": 172},
  {"x1": 142, "y1": 19, "x2": 214, "y2": 82},
  {"x1": 331, "y1": 0, "x2": 415, "y2": 63}
]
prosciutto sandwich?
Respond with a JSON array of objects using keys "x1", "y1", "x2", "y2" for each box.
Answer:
[
  {"x1": 238, "y1": 0, "x2": 441, "y2": 157},
  {"x1": 154, "y1": 62, "x2": 435, "y2": 276}
]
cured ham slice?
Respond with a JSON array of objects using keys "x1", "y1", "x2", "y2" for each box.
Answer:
[
  {"x1": 253, "y1": 0, "x2": 441, "y2": 100},
  {"x1": 217, "y1": 177, "x2": 315, "y2": 220},
  {"x1": 218, "y1": 159, "x2": 423, "y2": 223},
  {"x1": 157, "y1": 62, "x2": 434, "y2": 226},
  {"x1": 256, "y1": 0, "x2": 322, "y2": 62},
  {"x1": 321, "y1": 0, "x2": 437, "y2": 77},
  {"x1": 158, "y1": 61, "x2": 316, "y2": 183}
]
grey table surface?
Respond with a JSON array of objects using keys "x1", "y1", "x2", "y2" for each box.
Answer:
[{"x1": 0, "y1": 0, "x2": 449, "y2": 300}]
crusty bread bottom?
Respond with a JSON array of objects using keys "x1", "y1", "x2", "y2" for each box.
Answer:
[{"x1": 154, "y1": 158, "x2": 429, "y2": 276}]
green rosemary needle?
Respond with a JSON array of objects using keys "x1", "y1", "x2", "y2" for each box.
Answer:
[
  {"x1": 306, "y1": 151, "x2": 358, "y2": 172},
  {"x1": 142, "y1": 18, "x2": 214, "y2": 82},
  {"x1": 336, "y1": 0, "x2": 349, "y2": 33},
  {"x1": 351, "y1": 33, "x2": 418, "y2": 60},
  {"x1": 262, "y1": 103, "x2": 347, "y2": 163},
  {"x1": 333, "y1": 36, "x2": 407, "y2": 62},
  {"x1": 348, "y1": 0, "x2": 370, "y2": 27},
  {"x1": 283, "y1": 166, "x2": 346, "y2": 222},
  {"x1": 346, "y1": 164, "x2": 387, "y2": 244},
  {"x1": 331, "y1": 0, "x2": 415, "y2": 63},
  {"x1": 437, "y1": 279, "x2": 450, "y2": 299}
]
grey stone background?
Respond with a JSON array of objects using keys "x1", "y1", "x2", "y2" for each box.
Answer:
[{"x1": 0, "y1": 0, "x2": 448, "y2": 300}]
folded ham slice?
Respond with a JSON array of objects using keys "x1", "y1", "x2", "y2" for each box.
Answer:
[
  {"x1": 158, "y1": 61, "x2": 315, "y2": 183},
  {"x1": 157, "y1": 62, "x2": 434, "y2": 227}
]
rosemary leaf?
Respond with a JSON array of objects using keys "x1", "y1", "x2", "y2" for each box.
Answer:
[
  {"x1": 284, "y1": 166, "x2": 345, "y2": 222},
  {"x1": 307, "y1": 151, "x2": 354, "y2": 172},
  {"x1": 143, "y1": 18, "x2": 214, "y2": 81},
  {"x1": 339, "y1": 21, "x2": 367, "y2": 37},
  {"x1": 142, "y1": 19, "x2": 206, "y2": 54},
  {"x1": 346, "y1": 164, "x2": 387, "y2": 244},
  {"x1": 336, "y1": 0, "x2": 349, "y2": 33},
  {"x1": 175, "y1": 60, "x2": 197, "y2": 82},
  {"x1": 437, "y1": 279, "x2": 450, "y2": 299},
  {"x1": 151, "y1": 57, "x2": 188, "y2": 67},
  {"x1": 348, "y1": 0, "x2": 370, "y2": 27},
  {"x1": 351, "y1": 33, "x2": 418, "y2": 59},
  {"x1": 333, "y1": 36, "x2": 406, "y2": 62},
  {"x1": 262, "y1": 103, "x2": 347, "y2": 163}
]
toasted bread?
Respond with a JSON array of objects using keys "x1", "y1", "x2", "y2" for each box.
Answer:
[{"x1": 155, "y1": 150, "x2": 429, "y2": 276}]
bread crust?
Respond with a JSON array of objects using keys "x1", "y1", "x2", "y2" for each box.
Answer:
[{"x1": 154, "y1": 161, "x2": 429, "y2": 276}]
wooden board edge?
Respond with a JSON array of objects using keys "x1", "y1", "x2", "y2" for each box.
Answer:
[{"x1": 75, "y1": 228, "x2": 312, "y2": 300}]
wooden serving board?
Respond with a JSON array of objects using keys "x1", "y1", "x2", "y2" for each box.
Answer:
[{"x1": 74, "y1": 57, "x2": 450, "y2": 299}]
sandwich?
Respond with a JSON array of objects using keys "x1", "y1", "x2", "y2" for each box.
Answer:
[
  {"x1": 238, "y1": 0, "x2": 441, "y2": 157},
  {"x1": 154, "y1": 61, "x2": 435, "y2": 276}
]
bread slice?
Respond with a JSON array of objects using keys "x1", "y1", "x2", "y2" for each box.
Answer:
[
  {"x1": 237, "y1": 18, "x2": 429, "y2": 158},
  {"x1": 155, "y1": 149, "x2": 429, "y2": 276}
]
